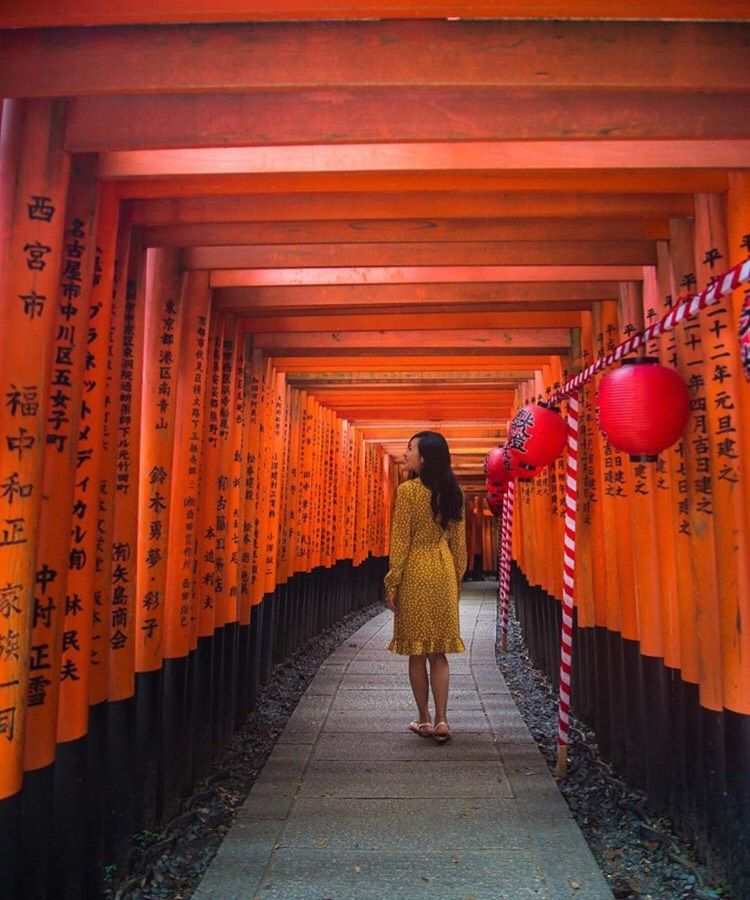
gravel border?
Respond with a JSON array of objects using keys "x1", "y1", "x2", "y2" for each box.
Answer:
[
  {"x1": 105, "y1": 601, "x2": 385, "y2": 900},
  {"x1": 496, "y1": 599, "x2": 734, "y2": 900}
]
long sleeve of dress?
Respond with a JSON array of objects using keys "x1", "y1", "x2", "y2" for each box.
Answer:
[
  {"x1": 447, "y1": 514, "x2": 468, "y2": 587},
  {"x1": 384, "y1": 483, "x2": 413, "y2": 595}
]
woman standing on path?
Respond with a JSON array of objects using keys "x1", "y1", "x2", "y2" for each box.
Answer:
[{"x1": 384, "y1": 431, "x2": 467, "y2": 743}]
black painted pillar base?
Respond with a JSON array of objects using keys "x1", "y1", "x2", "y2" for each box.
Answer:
[
  {"x1": 19, "y1": 766, "x2": 51, "y2": 900},
  {"x1": 0, "y1": 792, "x2": 21, "y2": 900}
]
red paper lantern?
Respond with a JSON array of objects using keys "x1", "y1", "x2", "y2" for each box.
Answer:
[
  {"x1": 486, "y1": 493, "x2": 503, "y2": 517},
  {"x1": 484, "y1": 446, "x2": 512, "y2": 488},
  {"x1": 501, "y1": 445, "x2": 543, "y2": 481},
  {"x1": 596, "y1": 357, "x2": 689, "y2": 461},
  {"x1": 486, "y1": 444, "x2": 541, "y2": 484},
  {"x1": 507, "y1": 403, "x2": 567, "y2": 468}
]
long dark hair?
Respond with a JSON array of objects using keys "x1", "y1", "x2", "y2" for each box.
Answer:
[{"x1": 412, "y1": 431, "x2": 464, "y2": 528}]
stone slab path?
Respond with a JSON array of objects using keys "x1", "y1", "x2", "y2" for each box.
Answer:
[{"x1": 194, "y1": 583, "x2": 612, "y2": 899}]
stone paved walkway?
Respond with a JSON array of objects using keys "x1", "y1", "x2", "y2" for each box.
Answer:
[{"x1": 194, "y1": 583, "x2": 612, "y2": 899}]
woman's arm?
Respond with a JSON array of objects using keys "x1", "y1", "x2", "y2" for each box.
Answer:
[
  {"x1": 447, "y1": 513, "x2": 468, "y2": 588},
  {"x1": 384, "y1": 484, "x2": 412, "y2": 606}
]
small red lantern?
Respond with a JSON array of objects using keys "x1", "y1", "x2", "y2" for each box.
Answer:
[
  {"x1": 596, "y1": 357, "x2": 689, "y2": 462},
  {"x1": 486, "y1": 493, "x2": 503, "y2": 517},
  {"x1": 507, "y1": 403, "x2": 567, "y2": 468},
  {"x1": 485, "y1": 446, "x2": 512, "y2": 488},
  {"x1": 486, "y1": 478, "x2": 507, "y2": 501},
  {"x1": 501, "y1": 445, "x2": 543, "y2": 482}
]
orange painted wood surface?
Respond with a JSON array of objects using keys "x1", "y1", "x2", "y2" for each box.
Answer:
[
  {"x1": 102, "y1": 143, "x2": 749, "y2": 180},
  {"x1": 242, "y1": 311, "x2": 582, "y2": 334},
  {"x1": 693, "y1": 194, "x2": 749, "y2": 715},
  {"x1": 186, "y1": 241, "x2": 656, "y2": 270},
  {"x1": 2, "y1": 22, "x2": 747, "y2": 95},
  {"x1": 4, "y1": 0, "x2": 750, "y2": 28},
  {"x1": 725, "y1": 173, "x2": 750, "y2": 714},
  {"x1": 55, "y1": 186, "x2": 119, "y2": 740},
  {"x1": 215, "y1": 318, "x2": 241, "y2": 626},
  {"x1": 109, "y1": 231, "x2": 147, "y2": 701},
  {"x1": 146, "y1": 219, "x2": 666, "y2": 248},
  {"x1": 66, "y1": 90, "x2": 750, "y2": 152},
  {"x1": 163, "y1": 271, "x2": 211, "y2": 659},
  {"x1": 272, "y1": 356, "x2": 554, "y2": 372},
  {"x1": 132, "y1": 192, "x2": 694, "y2": 227},
  {"x1": 669, "y1": 217, "x2": 722, "y2": 710},
  {"x1": 215, "y1": 265, "x2": 641, "y2": 289},
  {"x1": 89, "y1": 205, "x2": 133, "y2": 708},
  {"x1": 216, "y1": 282, "x2": 618, "y2": 312},
  {"x1": 252, "y1": 328, "x2": 570, "y2": 352},
  {"x1": 23, "y1": 154, "x2": 98, "y2": 772},
  {"x1": 133, "y1": 247, "x2": 184, "y2": 673},
  {"x1": 0, "y1": 100, "x2": 70, "y2": 797},
  {"x1": 195, "y1": 314, "x2": 225, "y2": 636}
]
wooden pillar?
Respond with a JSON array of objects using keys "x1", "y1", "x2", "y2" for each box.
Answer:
[
  {"x1": 134, "y1": 246, "x2": 183, "y2": 676},
  {"x1": 24, "y1": 154, "x2": 100, "y2": 775},
  {"x1": 109, "y1": 227, "x2": 147, "y2": 705},
  {"x1": 0, "y1": 99, "x2": 69, "y2": 805},
  {"x1": 163, "y1": 270, "x2": 212, "y2": 663}
]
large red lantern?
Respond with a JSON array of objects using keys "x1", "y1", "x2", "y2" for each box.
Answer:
[
  {"x1": 596, "y1": 357, "x2": 689, "y2": 461},
  {"x1": 501, "y1": 445, "x2": 543, "y2": 481},
  {"x1": 507, "y1": 403, "x2": 567, "y2": 468}
]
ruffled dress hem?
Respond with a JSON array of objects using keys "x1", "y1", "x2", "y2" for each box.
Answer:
[{"x1": 388, "y1": 637, "x2": 465, "y2": 656}]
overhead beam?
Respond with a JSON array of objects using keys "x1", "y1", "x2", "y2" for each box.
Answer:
[
  {"x1": 228, "y1": 302, "x2": 593, "y2": 318},
  {"x1": 4, "y1": 1, "x2": 749, "y2": 28},
  {"x1": 310, "y1": 386, "x2": 519, "y2": 398},
  {"x1": 143, "y1": 218, "x2": 669, "y2": 247},
  {"x1": 330, "y1": 409, "x2": 514, "y2": 421},
  {"x1": 271, "y1": 355, "x2": 554, "y2": 371},
  {"x1": 2, "y1": 22, "x2": 747, "y2": 96},
  {"x1": 66, "y1": 90, "x2": 750, "y2": 151},
  {"x1": 251, "y1": 328, "x2": 570, "y2": 351},
  {"x1": 130, "y1": 192, "x2": 695, "y2": 225},
  {"x1": 185, "y1": 240, "x2": 656, "y2": 269},
  {"x1": 101, "y1": 141, "x2": 750, "y2": 177},
  {"x1": 242, "y1": 311, "x2": 581, "y2": 332},
  {"x1": 215, "y1": 282, "x2": 618, "y2": 310},
  {"x1": 214, "y1": 265, "x2": 642, "y2": 287},
  {"x1": 358, "y1": 424, "x2": 506, "y2": 439},
  {"x1": 286, "y1": 371, "x2": 533, "y2": 384},
  {"x1": 117, "y1": 170, "x2": 727, "y2": 199}
]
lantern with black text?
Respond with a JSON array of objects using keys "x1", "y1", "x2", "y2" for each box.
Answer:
[
  {"x1": 596, "y1": 357, "x2": 689, "y2": 462},
  {"x1": 501, "y1": 445, "x2": 543, "y2": 481},
  {"x1": 507, "y1": 403, "x2": 567, "y2": 468},
  {"x1": 485, "y1": 446, "x2": 512, "y2": 489}
]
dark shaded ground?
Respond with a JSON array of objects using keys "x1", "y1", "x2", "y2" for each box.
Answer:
[
  {"x1": 107, "y1": 590, "x2": 735, "y2": 899},
  {"x1": 497, "y1": 598, "x2": 734, "y2": 900}
]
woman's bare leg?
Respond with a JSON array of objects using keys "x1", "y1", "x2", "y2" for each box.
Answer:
[
  {"x1": 408, "y1": 654, "x2": 430, "y2": 723},
  {"x1": 428, "y1": 652, "x2": 450, "y2": 724}
]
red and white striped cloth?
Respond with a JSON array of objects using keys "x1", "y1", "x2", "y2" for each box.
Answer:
[
  {"x1": 556, "y1": 393, "x2": 579, "y2": 765},
  {"x1": 551, "y1": 257, "x2": 750, "y2": 403},
  {"x1": 498, "y1": 481, "x2": 515, "y2": 650}
]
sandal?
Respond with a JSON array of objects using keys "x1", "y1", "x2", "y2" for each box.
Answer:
[
  {"x1": 433, "y1": 721, "x2": 453, "y2": 743},
  {"x1": 408, "y1": 720, "x2": 434, "y2": 738}
]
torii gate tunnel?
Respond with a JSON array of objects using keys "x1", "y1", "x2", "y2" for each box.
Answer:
[{"x1": 1, "y1": 4, "x2": 750, "y2": 898}]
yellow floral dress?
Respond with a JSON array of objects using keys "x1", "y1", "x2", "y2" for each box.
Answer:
[{"x1": 385, "y1": 478, "x2": 467, "y2": 655}]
